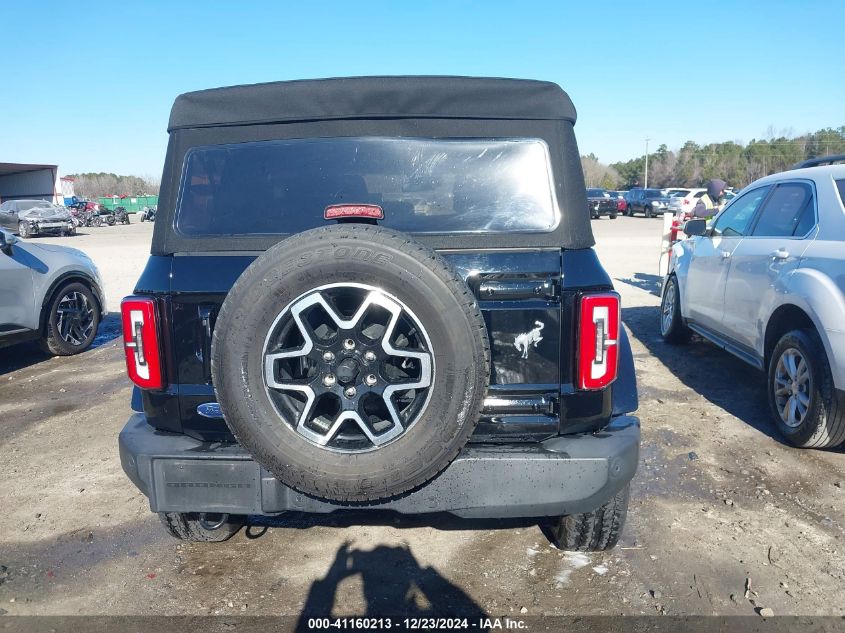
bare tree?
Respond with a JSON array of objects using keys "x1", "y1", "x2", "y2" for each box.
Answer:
[{"x1": 65, "y1": 173, "x2": 160, "y2": 199}]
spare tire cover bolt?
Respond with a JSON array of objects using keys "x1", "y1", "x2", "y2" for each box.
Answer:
[
  {"x1": 344, "y1": 386, "x2": 357, "y2": 398},
  {"x1": 343, "y1": 338, "x2": 356, "y2": 350},
  {"x1": 364, "y1": 374, "x2": 377, "y2": 386},
  {"x1": 364, "y1": 351, "x2": 377, "y2": 363},
  {"x1": 323, "y1": 374, "x2": 337, "y2": 387},
  {"x1": 322, "y1": 351, "x2": 335, "y2": 362}
]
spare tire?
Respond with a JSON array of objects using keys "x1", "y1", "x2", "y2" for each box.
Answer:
[{"x1": 211, "y1": 224, "x2": 490, "y2": 502}]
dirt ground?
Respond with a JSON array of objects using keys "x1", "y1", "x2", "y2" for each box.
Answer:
[{"x1": 1, "y1": 217, "x2": 843, "y2": 618}]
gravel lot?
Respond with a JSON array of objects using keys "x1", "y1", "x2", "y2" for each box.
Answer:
[{"x1": 1, "y1": 217, "x2": 844, "y2": 617}]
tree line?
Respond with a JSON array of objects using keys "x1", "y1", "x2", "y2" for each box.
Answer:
[
  {"x1": 582, "y1": 126, "x2": 845, "y2": 190},
  {"x1": 65, "y1": 172, "x2": 160, "y2": 199}
]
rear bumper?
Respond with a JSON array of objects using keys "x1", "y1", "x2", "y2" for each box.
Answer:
[{"x1": 119, "y1": 413, "x2": 639, "y2": 519}]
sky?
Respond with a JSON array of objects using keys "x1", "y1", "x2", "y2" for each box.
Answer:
[{"x1": 2, "y1": 0, "x2": 843, "y2": 177}]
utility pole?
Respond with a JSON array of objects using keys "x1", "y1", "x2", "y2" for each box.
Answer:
[{"x1": 644, "y1": 137, "x2": 650, "y2": 189}]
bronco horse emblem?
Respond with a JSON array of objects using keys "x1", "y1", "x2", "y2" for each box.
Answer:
[{"x1": 514, "y1": 321, "x2": 545, "y2": 359}]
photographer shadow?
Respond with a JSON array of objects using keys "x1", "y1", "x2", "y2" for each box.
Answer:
[{"x1": 297, "y1": 541, "x2": 487, "y2": 625}]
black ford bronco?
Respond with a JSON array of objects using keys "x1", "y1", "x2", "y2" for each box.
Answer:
[{"x1": 118, "y1": 76, "x2": 639, "y2": 549}]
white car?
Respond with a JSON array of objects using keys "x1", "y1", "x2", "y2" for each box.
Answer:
[
  {"x1": 661, "y1": 159, "x2": 845, "y2": 447},
  {"x1": 668, "y1": 188, "x2": 706, "y2": 214}
]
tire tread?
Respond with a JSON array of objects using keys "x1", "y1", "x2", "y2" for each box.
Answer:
[
  {"x1": 551, "y1": 485, "x2": 629, "y2": 551},
  {"x1": 159, "y1": 512, "x2": 244, "y2": 542}
]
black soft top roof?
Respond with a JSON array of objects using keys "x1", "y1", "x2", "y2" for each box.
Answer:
[{"x1": 168, "y1": 76, "x2": 577, "y2": 131}]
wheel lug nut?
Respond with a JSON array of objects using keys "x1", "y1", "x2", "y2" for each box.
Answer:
[
  {"x1": 344, "y1": 386, "x2": 357, "y2": 398},
  {"x1": 364, "y1": 374, "x2": 377, "y2": 387},
  {"x1": 343, "y1": 339, "x2": 356, "y2": 351},
  {"x1": 364, "y1": 351, "x2": 377, "y2": 363},
  {"x1": 323, "y1": 374, "x2": 336, "y2": 387},
  {"x1": 322, "y1": 351, "x2": 335, "y2": 362}
]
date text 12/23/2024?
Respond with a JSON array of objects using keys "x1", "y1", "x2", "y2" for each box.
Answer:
[{"x1": 305, "y1": 617, "x2": 528, "y2": 630}]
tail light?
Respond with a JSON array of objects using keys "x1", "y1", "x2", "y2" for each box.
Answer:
[
  {"x1": 121, "y1": 297, "x2": 164, "y2": 389},
  {"x1": 577, "y1": 293, "x2": 620, "y2": 390},
  {"x1": 682, "y1": 199, "x2": 690, "y2": 206}
]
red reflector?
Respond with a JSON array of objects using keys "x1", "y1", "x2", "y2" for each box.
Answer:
[
  {"x1": 577, "y1": 293, "x2": 620, "y2": 390},
  {"x1": 120, "y1": 296, "x2": 164, "y2": 390},
  {"x1": 324, "y1": 204, "x2": 384, "y2": 220}
]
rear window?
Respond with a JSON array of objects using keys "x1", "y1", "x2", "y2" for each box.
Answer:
[
  {"x1": 175, "y1": 137, "x2": 559, "y2": 236},
  {"x1": 837, "y1": 179, "x2": 845, "y2": 206}
]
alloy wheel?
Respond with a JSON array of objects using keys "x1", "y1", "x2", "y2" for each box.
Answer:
[
  {"x1": 56, "y1": 291, "x2": 95, "y2": 346},
  {"x1": 262, "y1": 283, "x2": 434, "y2": 452},
  {"x1": 661, "y1": 282, "x2": 675, "y2": 335},
  {"x1": 773, "y1": 348, "x2": 812, "y2": 428}
]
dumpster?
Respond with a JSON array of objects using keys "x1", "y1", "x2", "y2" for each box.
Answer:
[{"x1": 99, "y1": 195, "x2": 158, "y2": 214}]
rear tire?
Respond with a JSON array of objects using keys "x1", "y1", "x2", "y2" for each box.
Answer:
[
  {"x1": 548, "y1": 485, "x2": 629, "y2": 551},
  {"x1": 609, "y1": 213, "x2": 618, "y2": 220},
  {"x1": 767, "y1": 329, "x2": 845, "y2": 448},
  {"x1": 159, "y1": 512, "x2": 245, "y2": 542}
]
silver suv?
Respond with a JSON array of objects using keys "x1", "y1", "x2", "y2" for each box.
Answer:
[
  {"x1": 660, "y1": 160, "x2": 845, "y2": 448},
  {"x1": 0, "y1": 228, "x2": 104, "y2": 355}
]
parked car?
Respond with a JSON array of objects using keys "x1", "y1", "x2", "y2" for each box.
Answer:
[
  {"x1": 0, "y1": 228, "x2": 104, "y2": 355},
  {"x1": 0, "y1": 199, "x2": 76, "y2": 238},
  {"x1": 607, "y1": 190, "x2": 628, "y2": 214},
  {"x1": 661, "y1": 160, "x2": 845, "y2": 447},
  {"x1": 118, "y1": 77, "x2": 640, "y2": 549},
  {"x1": 664, "y1": 188, "x2": 691, "y2": 198},
  {"x1": 668, "y1": 188, "x2": 707, "y2": 215},
  {"x1": 626, "y1": 188, "x2": 671, "y2": 217},
  {"x1": 586, "y1": 188, "x2": 618, "y2": 219}
]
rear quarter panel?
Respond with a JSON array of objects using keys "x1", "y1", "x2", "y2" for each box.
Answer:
[{"x1": 788, "y1": 240, "x2": 845, "y2": 389}]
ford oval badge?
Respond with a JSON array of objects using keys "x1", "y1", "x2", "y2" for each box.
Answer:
[{"x1": 197, "y1": 402, "x2": 223, "y2": 418}]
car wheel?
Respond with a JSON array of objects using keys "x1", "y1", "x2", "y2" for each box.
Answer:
[
  {"x1": 768, "y1": 329, "x2": 845, "y2": 448},
  {"x1": 212, "y1": 224, "x2": 490, "y2": 502},
  {"x1": 18, "y1": 221, "x2": 30, "y2": 238},
  {"x1": 548, "y1": 484, "x2": 629, "y2": 551},
  {"x1": 645, "y1": 206, "x2": 653, "y2": 218},
  {"x1": 40, "y1": 282, "x2": 100, "y2": 356},
  {"x1": 159, "y1": 512, "x2": 245, "y2": 542},
  {"x1": 659, "y1": 275, "x2": 691, "y2": 344},
  {"x1": 609, "y1": 213, "x2": 618, "y2": 220}
]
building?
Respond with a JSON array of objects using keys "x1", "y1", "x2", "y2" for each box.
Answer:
[{"x1": 0, "y1": 162, "x2": 64, "y2": 204}]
